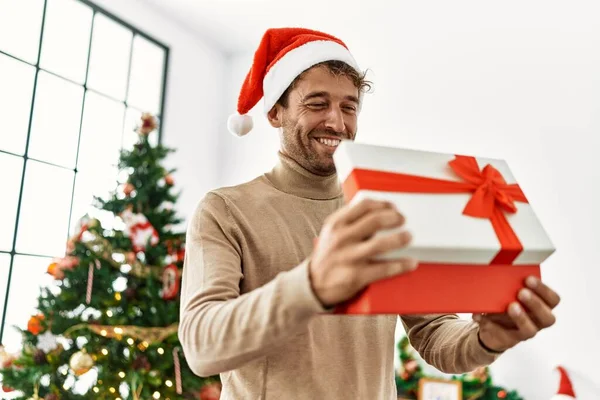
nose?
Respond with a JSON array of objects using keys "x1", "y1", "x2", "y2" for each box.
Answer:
[{"x1": 324, "y1": 106, "x2": 345, "y2": 133}]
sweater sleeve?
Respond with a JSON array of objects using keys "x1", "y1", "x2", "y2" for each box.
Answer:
[
  {"x1": 400, "y1": 314, "x2": 503, "y2": 374},
  {"x1": 178, "y1": 192, "x2": 327, "y2": 377}
]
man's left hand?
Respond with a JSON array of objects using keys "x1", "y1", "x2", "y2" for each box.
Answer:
[{"x1": 473, "y1": 276, "x2": 561, "y2": 353}]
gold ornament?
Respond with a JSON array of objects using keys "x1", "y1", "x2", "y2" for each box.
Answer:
[
  {"x1": 69, "y1": 350, "x2": 94, "y2": 376},
  {"x1": 65, "y1": 322, "x2": 178, "y2": 345}
]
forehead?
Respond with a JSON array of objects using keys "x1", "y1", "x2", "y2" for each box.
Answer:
[{"x1": 292, "y1": 66, "x2": 359, "y2": 99}]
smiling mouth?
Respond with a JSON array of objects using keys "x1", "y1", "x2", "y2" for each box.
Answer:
[{"x1": 314, "y1": 137, "x2": 341, "y2": 148}]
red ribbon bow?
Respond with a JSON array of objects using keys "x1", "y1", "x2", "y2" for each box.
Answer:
[
  {"x1": 342, "y1": 155, "x2": 529, "y2": 264},
  {"x1": 448, "y1": 155, "x2": 527, "y2": 219}
]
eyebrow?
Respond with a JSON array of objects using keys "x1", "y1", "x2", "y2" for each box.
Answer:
[{"x1": 302, "y1": 91, "x2": 359, "y2": 104}]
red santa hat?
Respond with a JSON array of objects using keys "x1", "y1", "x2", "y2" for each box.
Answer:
[
  {"x1": 552, "y1": 366, "x2": 576, "y2": 399},
  {"x1": 227, "y1": 27, "x2": 361, "y2": 136}
]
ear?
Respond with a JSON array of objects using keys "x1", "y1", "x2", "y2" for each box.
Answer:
[{"x1": 267, "y1": 104, "x2": 283, "y2": 128}]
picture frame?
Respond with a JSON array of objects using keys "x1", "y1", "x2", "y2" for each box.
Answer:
[{"x1": 417, "y1": 377, "x2": 462, "y2": 400}]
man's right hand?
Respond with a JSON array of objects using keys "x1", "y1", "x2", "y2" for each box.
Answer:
[{"x1": 309, "y1": 198, "x2": 417, "y2": 308}]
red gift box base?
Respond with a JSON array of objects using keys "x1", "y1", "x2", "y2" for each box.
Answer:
[{"x1": 333, "y1": 263, "x2": 541, "y2": 315}]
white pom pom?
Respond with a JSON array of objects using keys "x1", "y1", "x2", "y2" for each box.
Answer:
[{"x1": 227, "y1": 113, "x2": 253, "y2": 136}]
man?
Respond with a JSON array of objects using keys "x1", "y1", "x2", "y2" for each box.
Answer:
[{"x1": 179, "y1": 27, "x2": 560, "y2": 399}]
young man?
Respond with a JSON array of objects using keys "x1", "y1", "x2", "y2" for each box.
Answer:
[{"x1": 178, "y1": 27, "x2": 560, "y2": 399}]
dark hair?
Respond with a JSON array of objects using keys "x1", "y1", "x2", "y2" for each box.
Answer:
[{"x1": 276, "y1": 60, "x2": 373, "y2": 108}]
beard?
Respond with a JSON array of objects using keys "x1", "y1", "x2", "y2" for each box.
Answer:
[{"x1": 280, "y1": 115, "x2": 353, "y2": 176}]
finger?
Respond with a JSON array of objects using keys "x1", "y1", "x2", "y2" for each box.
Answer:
[
  {"x1": 525, "y1": 276, "x2": 561, "y2": 309},
  {"x1": 507, "y1": 302, "x2": 539, "y2": 341},
  {"x1": 354, "y1": 258, "x2": 418, "y2": 288},
  {"x1": 517, "y1": 288, "x2": 556, "y2": 328},
  {"x1": 347, "y1": 230, "x2": 413, "y2": 262},
  {"x1": 340, "y1": 208, "x2": 405, "y2": 244},
  {"x1": 334, "y1": 198, "x2": 396, "y2": 227}
]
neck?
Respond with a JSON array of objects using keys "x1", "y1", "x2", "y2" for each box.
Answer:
[{"x1": 264, "y1": 151, "x2": 343, "y2": 200}]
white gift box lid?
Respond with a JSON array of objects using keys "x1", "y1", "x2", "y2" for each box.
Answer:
[{"x1": 333, "y1": 140, "x2": 555, "y2": 265}]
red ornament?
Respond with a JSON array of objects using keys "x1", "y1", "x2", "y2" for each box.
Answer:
[
  {"x1": 497, "y1": 390, "x2": 507, "y2": 398},
  {"x1": 198, "y1": 382, "x2": 222, "y2": 400},
  {"x1": 123, "y1": 183, "x2": 135, "y2": 196},
  {"x1": 176, "y1": 248, "x2": 185, "y2": 262},
  {"x1": 165, "y1": 175, "x2": 174, "y2": 186},
  {"x1": 27, "y1": 314, "x2": 45, "y2": 335},
  {"x1": 126, "y1": 251, "x2": 137, "y2": 265},
  {"x1": 161, "y1": 264, "x2": 180, "y2": 300}
]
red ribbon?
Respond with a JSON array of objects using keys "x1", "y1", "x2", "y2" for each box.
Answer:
[{"x1": 342, "y1": 155, "x2": 529, "y2": 264}]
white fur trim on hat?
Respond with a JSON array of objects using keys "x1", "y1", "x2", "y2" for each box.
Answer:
[
  {"x1": 262, "y1": 40, "x2": 361, "y2": 115},
  {"x1": 227, "y1": 113, "x2": 254, "y2": 136}
]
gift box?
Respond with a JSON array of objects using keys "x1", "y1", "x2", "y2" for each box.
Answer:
[{"x1": 331, "y1": 140, "x2": 555, "y2": 315}]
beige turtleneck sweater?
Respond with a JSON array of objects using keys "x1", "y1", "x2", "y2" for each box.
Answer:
[{"x1": 178, "y1": 151, "x2": 501, "y2": 399}]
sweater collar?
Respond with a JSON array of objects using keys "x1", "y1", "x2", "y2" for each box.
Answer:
[{"x1": 264, "y1": 151, "x2": 343, "y2": 200}]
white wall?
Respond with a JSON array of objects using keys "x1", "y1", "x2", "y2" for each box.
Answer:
[
  {"x1": 220, "y1": 4, "x2": 600, "y2": 399},
  {"x1": 91, "y1": 0, "x2": 229, "y2": 227},
  {"x1": 218, "y1": 52, "x2": 281, "y2": 186}
]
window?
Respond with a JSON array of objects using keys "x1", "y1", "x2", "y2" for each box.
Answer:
[{"x1": 0, "y1": 0, "x2": 169, "y2": 352}]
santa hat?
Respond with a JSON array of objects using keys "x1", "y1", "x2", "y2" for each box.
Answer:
[
  {"x1": 552, "y1": 366, "x2": 576, "y2": 399},
  {"x1": 227, "y1": 27, "x2": 361, "y2": 136}
]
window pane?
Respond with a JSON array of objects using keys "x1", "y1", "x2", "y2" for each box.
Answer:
[
  {"x1": 127, "y1": 35, "x2": 165, "y2": 115},
  {"x1": 0, "y1": 0, "x2": 45, "y2": 64},
  {"x1": 0, "y1": 154, "x2": 24, "y2": 252},
  {"x1": 1, "y1": 254, "x2": 53, "y2": 354},
  {"x1": 122, "y1": 107, "x2": 142, "y2": 151},
  {"x1": 87, "y1": 13, "x2": 133, "y2": 101},
  {"x1": 77, "y1": 91, "x2": 125, "y2": 173},
  {"x1": 70, "y1": 168, "x2": 119, "y2": 234},
  {"x1": 28, "y1": 71, "x2": 84, "y2": 168},
  {"x1": 39, "y1": 0, "x2": 93, "y2": 84},
  {"x1": 0, "y1": 54, "x2": 36, "y2": 155},
  {"x1": 15, "y1": 160, "x2": 74, "y2": 256}
]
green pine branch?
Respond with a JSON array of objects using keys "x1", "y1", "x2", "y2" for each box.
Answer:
[{"x1": 395, "y1": 335, "x2": 523, "y2": 400}]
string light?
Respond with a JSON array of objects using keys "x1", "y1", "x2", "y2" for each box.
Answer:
[
  {"x1": 157, "y1": 347, "x2": 164, "y2": 355},
  {"x1": 127, "y1": 338, "x2": 134, "y2": 345},
  {"x1": 115, "y1": 292, "x2": 122, "y2": 301},
  {"x1": 118, "y1": 371, "x2": 126, "y2": 378},
  {"x1": 165, "y1": 380, "x2": 173, "y2": 387},
  {"x1": 152, "y1": 392, "x2": 161, "y2": 399},
  {"x1": 106, "y1": 310, "x2": 113, "y2": 317},
  {"x1": 114, "y1": 327, "x2": 123, "y2": 335},
  {"x1": 93, "y1": 387, "x2": 99, "y2": 393},
  {"x1": 100, "y1": 329, "x2": 108, "y2": 336},
  {"x1": 101, "y1": 348, "x2": 108, "y2": 356},
  {"x1": 109, "y1": 387, "x2": 116, "y2": 393}
]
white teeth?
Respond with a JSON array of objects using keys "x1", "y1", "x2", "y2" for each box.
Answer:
[{"x1": 316, "y1": 138, "x2": 340, "y2": 147}]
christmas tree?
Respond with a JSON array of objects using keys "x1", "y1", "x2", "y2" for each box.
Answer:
[
  {"x1": 0, "y1": 114, "x2": 221, "y2": 400},
  {"x1": 396, "y1": 335, "x2": 523, "y2": 400}
]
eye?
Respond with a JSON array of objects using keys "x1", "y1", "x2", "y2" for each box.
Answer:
[
  {"x1": 343, "y1": 105, "x2": 357, "y2": 113},
  {"x1": 307, "y1": 103, "x2": 327, "y2": 109}
]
